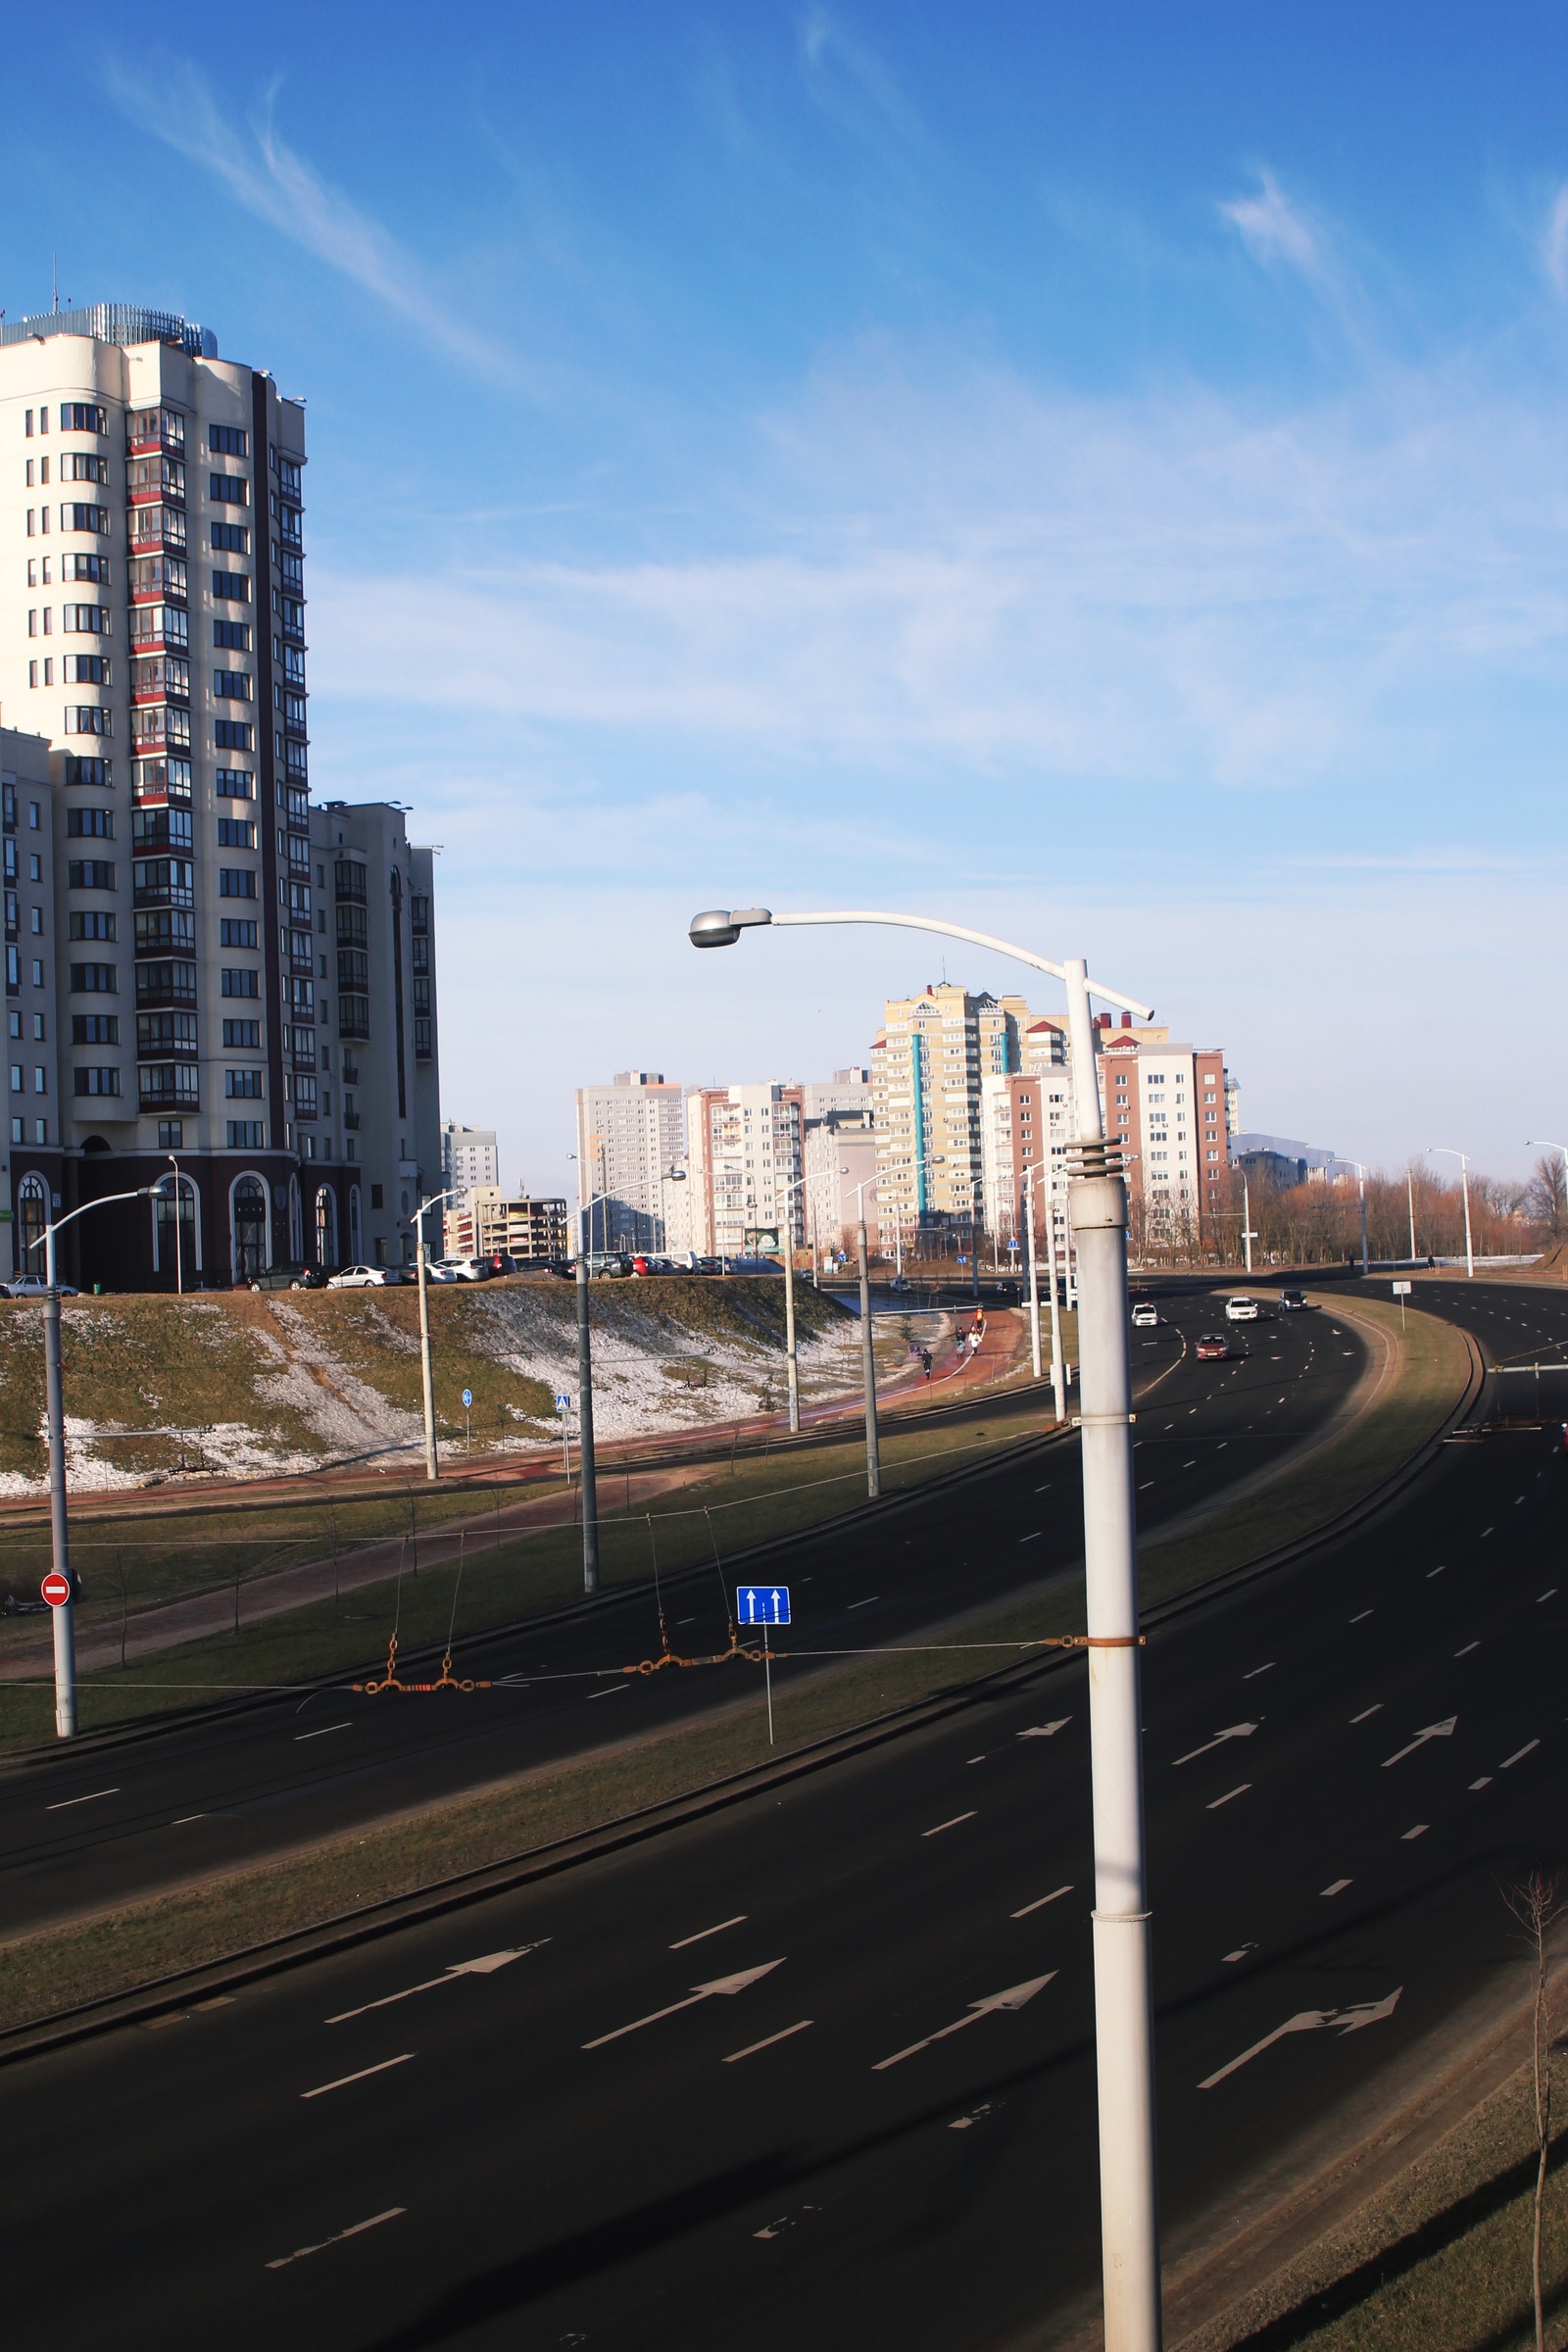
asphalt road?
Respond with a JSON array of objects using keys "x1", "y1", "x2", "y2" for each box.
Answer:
[
  {"x1": 5, "y1": 1281, "x2": 1564, "y2": 2352},
  {"x1": 0, "y1": 1291, "x2": 1364, "y2": 1936}
]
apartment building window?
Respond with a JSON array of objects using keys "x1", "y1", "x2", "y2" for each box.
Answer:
[
  {"x1": 222, "y1": 1019, "x2": 260, "y2": 1048},
  {"x1": 158, "y1": 1121, "x2": 182, "y2": 1149},
  {"x1": 65, "y1": 706, "x2": 112, "y2": 737},
  {"x1": 220, "y1": 967, "x2": 260, "y2": 997},
  {"x1": 74, "y1": 1067, "x2": 121, "y2": 1097},
  {"x1": 60, "y1": 403, "x2": 107, "y2": 435},
  {"x1": 220, "y1": 918, "x2": 257, "y2": 948},
  {"x1": 211, "y1": 523, "x2": 249, "y2": 555},
  {"x1": 212, "y1": 569, "x2": 250, "y2": 602},
  {"x1": 63, "y1": 755, "x2": 110, "y2": 788},
  {"x1": 219, "y1": 868, "x2": 257, "y2": 899},
  {"x1": 33, "y1": 1067, "x2": 47, "y2": 1095},
  {"x1": 68, "y1": 859, "x2": 116, "y2": 892},
  {"x1": 69, "y1": 911, "x2": 116, "y2": 942},
  {"x1": 214, "y1": 720, "x2": 252, "y2": 752},
  {"x1": 209, "y1": 472, "x2": 249, "y2": 505},
  {"x1": 60, "y1": 452, "x2": 109, "y2": 485},
  {"x1": 60, "y1": 503, "x2": 110, "y2": 533},
  {"x1": 213, "y1": 669, "x2": 251, "y2": 701},
  {"x1": 209, "y1": 425, "x2": 248, "y2": 457},
  {"x1": 69, "y1": 962, "x2": 118, "y2": 993},
  {"x1": 213, "y1": 619, "x2": 251, "y2": 653},
  {"x1": 62, "y1": 606, "x2": 111, "y2": 635},
  {"x1": 215, "y1": 767, "x2": 253, "y2": 800},
  {"x1": 73, "y1": 1014, "x2": 119, "y2": 1045},
  {"x1": 217, "y1": 818, "x2": 256, "y2": 849},
  {"x1": 131, "y1": 807, "x2": 193, "y2": 853},
  {"x1": 227, "y1": 1119, "x2": 265, "y2": 1149},
  {"x1": 64, "y1": 551, "x2": 109, "y2": 585},
  {"x1": 135, "y1": 959, "x2": 197, "y2": 1006},
  {"x1": 67, "y1": 808, "x2": 113, "y2": 840},
  {"x1": 137, "y1": 1010, "x2": 198, "y2": 1055}
]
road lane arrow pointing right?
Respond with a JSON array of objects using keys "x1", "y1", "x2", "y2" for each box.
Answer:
[
  {"x1": 583, "y1": 1960, "x2": 785, "y2": 2049},
  {"x1": 1200, "y1": 1987, "x2": 1402, "y2": 2089},
  {"x1": 1174, "y1": 1723, "x2": 1260, "y2": 1767},
  {"x1": 872, "y1": 1974, "x2": 1056, "y2": 2072},
  {"x1": 1381, "y1": 1717, "x2": 1457, "y2": 1768}
]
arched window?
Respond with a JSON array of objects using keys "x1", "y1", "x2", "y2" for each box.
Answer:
[
  {"x1": 349, "y1": 1184, "x2": 363, "y2": 1263},
  {"x1": 15, "y1": 1174, "x2": 47, "y2": 1276},
  {"x1": 230, "y1": 1174, "x2": 270, "y2": 1281},
  {"x1": 315, "y1": 1185, "x2": 339, "y2": 1270}
]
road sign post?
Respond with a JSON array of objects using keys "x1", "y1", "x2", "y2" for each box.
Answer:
[
  {"x1": 738, "y1": 1586, "x2": 790, "y2": 1747},
  {"x1": 40, "y1": 1572, "x2": 71, "y2": 1607},
  {"x1": 462, "y1": 1386, "x2": 472, "y2": 1454},
  {"x1": 1392, "y1": 1277, "x2": 1412, "y2": 1329},
  {"x1": 556, "y1": 1393, "x2": 571, "y2": 1478}
]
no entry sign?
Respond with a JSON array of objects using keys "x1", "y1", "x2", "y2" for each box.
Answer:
[{"x1": 40, "y1": 1572, "x2": 72, "y2": 1607}]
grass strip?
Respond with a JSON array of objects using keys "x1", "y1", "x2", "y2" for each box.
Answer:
[{"x1": 0, "y1": 1300, "x2": 1470, "y2": 2033}]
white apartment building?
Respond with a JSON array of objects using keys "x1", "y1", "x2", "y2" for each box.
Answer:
[
  {"x1": 573, "y1": 1071, "x2": 687, "y2": 1253},
  {"x1": 686, "y1": 1083, "x2": 805, "y2": 1258},
  {"x1": 0, "y1": 304, "x2": 440, "y2": 1287},
  {"x1": 870, "y1": 984, "x2": 1032, "y2": 1250},
  {"x1": 441, "y1": 1121, "x2": 499, "y2": 1202},
  {"x1": 1097, "y1": 1034, "x2": 1230, "y2": 1240},
  {"x1": 979, "y1": 1068, "x2": 1073, "y2": 1266}
]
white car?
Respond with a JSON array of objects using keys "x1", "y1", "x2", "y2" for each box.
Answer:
[
  {"x1": 1223, "y1": 1295, "x2": 1260, "y2": 1323},
  {"x1": 1, "y1": 1273, "x2": 78, "y2": 1298},
  {"x1": 327, "y1": 1264, "x2": 404, "y2": 1289},
  {"x1": 424, "y1": 1262, "x2": 461, "y2": 1283},
  {"x1": 1130, "y1": 1303, "x2": 1158, "y2": 1329}
]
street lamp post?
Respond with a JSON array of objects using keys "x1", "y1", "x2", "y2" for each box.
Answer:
[
  {"x1": 31, "y1": 1186, "x2": 158, "y2": 1737},
  {"x1": 1407, "y1": 1169, "x2": 1418, "y2": 1265},
  {"x1": 575, "y1": 1191, "x2": 616, "y2": 1593},
  {"x1": 1428, "y1": 1146, "x2": 1474, "y2": 1279},
  {"x1": 407, "y1": 1186, "x2": 462, "y2": 1481},
  {"x1": 1344, "y1": 1160, "x2": 1370, "y2": 1278},
  {"x1": 690, "y1": 907, "x2": 1160, "y2": 2350},
  {"x1": 844, "y1": 1173, "x2": 882, "y2": 1497},
  {"x1": 1024, "y1": 1162, "x2": 1067, "y2": 1421},
  {"x1": 160, "y1": 1154, "x2": 196, "y2": 1296},
  {"x1": 1242, "y1": 1173, "x2": 1256, "y2": 1276}
]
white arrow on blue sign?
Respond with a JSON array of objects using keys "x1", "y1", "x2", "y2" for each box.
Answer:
[
  {"x1": 556, "y1": 1393, "x2": 570, "y2": 1411},
  {"x1": 462, "y1": 1388, "x2": 473, "y2": 1408},
  {"x1": 737, "y1": 1585, "x2": 790, "y2": 1626}
]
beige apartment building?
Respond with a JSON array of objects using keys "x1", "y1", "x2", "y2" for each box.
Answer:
[
  {"x1": 443, "y1": 1188, "x2": 567, "y2": 1263},
  {"x1": 869, "y1": 983, "x2": 1035, "y2": 1253},
  {"x1": 573, "y1": 1071, "x2": 687, "y2": 1254},
  {"x1": 0, "y1": 303, "x2": 440, "y2": 1287},
  {"x1": 685, "y1": 1082, "x2": 805, "y2": 1259}
]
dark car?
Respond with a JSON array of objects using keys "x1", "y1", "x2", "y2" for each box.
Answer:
[
  {"x1": 1279, "y1": 1287, "x2": 1309, "y2": 1310},
  {"x1": 245, "y1": 1263, "x2": 327, "y2": 1292}
]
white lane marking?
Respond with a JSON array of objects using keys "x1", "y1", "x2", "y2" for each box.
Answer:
[
  {"x1": 1382, "y1": 1717, "x2": 1457, "y2": 1768},
  {"x1": 949, "y1": 2101, "x2": 996, "y2": 2131},
  {"x1": 583, "y1": 1960, "x2": 784, "y2": 2049},
  {"x1": 1401, "y1": 1824, "x2": 1429, "y2": 1840},
  {"x1": 1018, "y1": 1720, "x2": 1071, "y2": 1740},
  {"x1": 922, "y1": 1811, "x2": 977, "y2": 1838},
  {"x1": 1481, "y1": 1527, "x2": 1494, "y2": 1538},
  {"x1": 1350, "y1": 1705, "x2": 1383, "y2": 1724},
  {"x1": 1175, "y1": 1722, "x2": 1259, "y2": 1767},
  {"x1": 1454, "y1": 1642, "x2": 1480, "y2": 1658},
  {"x1": 325, "y1": 1944, "x2": 547, "y2": 2025},
  {"x1": 1501, "y1": 1740, "x2": 1541, "y2": 1770},
  {"x1": 172, "y1": 1813, "x2": 206, "y2": 1825},
  {"x1": 587, "y1": 1685, "x2": 629, "y2": 1700},
  {"x1": 295, "y1": 1722, "x2": 352, "y2": 1742},
  {"x1": 1182, "y1": 1459, "x2": 1198, "y2": 1469},
  {"x1": 1243, "y1": 1662, "x2": 1275, "y2": 1681},
  {"x1": 967, "y1": 1754, "x2": 986, "y2": 1765},
  {"x1": 1034, "y1": 1484, "x2": 1053, "y2": 1493},
  {"x1": 1539, "y1": 1591, "x2": 1557, "y2": 1603},
  {"x1": 873, "y1": 1974, "x2": 1056, "y2": 2071},
  {"x1": 1470, "y1": 1775, "x2": 1494, "y2": 1790},
  {"x1": 1018, "y1": 1532, "x2": 1042, "y2": 1544},
  {"x1": 724, "y1": 2020, "x2": 813, "y2": 2064},
  {"x1": 1349, "y1": 1609, "x2": 1374, "y2": 1624},
  {"x1": 1200, "y1": 1988, "x2": 1400, "y2": 2090},
  {"x1": 1222, "y1": 1944, "x2": 1258, "y2": 1964},
  {"x1": 675, "y1": 1616, "x2": 697, "y2": 1626},
  {"x1": 266, "y1": 2207, "x2": 407, "y2": 2270},
  {"x1": 1012, "y1": 1886, "x2": 1074, "y2": 1918},
  {"x1": 847, "y1": 1596, "x2": 880, "y2": 1609},
  {"x1": 1427, "y1": 1565, "x2": 1446, "y2": 1578},
  {"x1": 1138, "y1": 1481, "x2": 1156, "y2": 1491},
  {"x1": 46, "y1": 1787, "x2": 119, "y2": 1811},
  {"x1": 301, "y1": 2053, "x2": 415, "y2": 2100},
  {"x1": 1320, "y1": 1878, "x2": 1352, "y2": 1897},
  {"x1": 670, "y1": 1916, "x2": 746, "y2": 1950},
  {"x1": 1207, "y1": 1785, "x2": 1251, "y2": 1810}
]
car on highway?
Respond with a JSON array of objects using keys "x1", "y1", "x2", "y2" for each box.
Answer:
[
  {"x1": 1224, "y1": 1295, "x2": 1260, "y2": 1322},
  {"x1": 1196, "y1": 1332, "x2": 1231, "y2": 1360},
  {"x1": 326, "y1": 1263, "x2": 405, "y2": 1289},
  {"x1": 1130, "y1": 1302, "x2": 1159, "y2": 1329},
  {"x1": 1279, "y1": 1287, "x2": 1309, "y2": 1310},
  {"x1": 0, "y1": 1273, "x2": 79, "y2": 1298}
]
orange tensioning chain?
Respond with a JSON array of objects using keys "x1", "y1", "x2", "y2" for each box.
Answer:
[{"x1": 354, "y1": 1633, "x2": 492, "y2": 1695}]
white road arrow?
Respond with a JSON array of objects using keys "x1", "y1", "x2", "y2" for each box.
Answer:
[
  {"x1": 1174, "y1": 1722, "x2": 1260, "y2": 1767},
  {"x1": 1381, "y1": 1717, "x2": 1457, "y2": 1769},
  {"x1": 325, "y1": 1942, "x2": 550, "y2": 2025},
  {"x1": 872, "y1": 1974, "x2": 1056, "y2": 2072},
  {"x1": 582, "y1": 1960, "x2": 785, "y2": 2050},
  {"x1": 1017, "y1": 1720, "x2": 1072, "y2": 1740},
  {"x1": 1200, "y1": 1987, "x2": 1402, "y2": 2090}
]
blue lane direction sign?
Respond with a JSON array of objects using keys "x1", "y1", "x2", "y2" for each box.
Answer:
[
  {"x1": 738, "y1": 1585, "x2": 790, "y2": 1626},
  {"x1": 462, "y1": 1387, "x2": 473, "y2": 1408}
]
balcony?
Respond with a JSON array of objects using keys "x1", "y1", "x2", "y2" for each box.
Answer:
[
  {"x1": 278, "y1": 507, "x2": 303, "y2": 549},
  {"x1": 133, "y1": 858, "x2": 195, "y2": 910},
  {"x1": 126, "y1": 410, "x2": 186, "y2": 458},
  {"x1": 126, "y1": 456, "x2": 186, "y2": 505},
  {"x1": 343, "y1": 1108, "x2": 361, "y2": 1131},
  {"x1": 138, "y1": 1065, "x2": 200, "y2": 1110},
  {"x1": 127, "y1": 554, "x2": 188, "y2": 604},
  {"x1": 135, "y1": 960, "x2": 197, "y2": 1009},
  {"x1": 125, "y1": 504, "x2": 187, "y2": 554},
  {"x1": 338, "y1": 995, "x2": 370, "y2": 1041},
  {"x1": 130, "y1": 654, "x2": 190, "y2": 703},
  {"x1": 285, "y1": 835, "x2": 312, "y2": 875}
]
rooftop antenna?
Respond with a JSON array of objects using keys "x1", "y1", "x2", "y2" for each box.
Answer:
[{"x1": 52, "y1": 255, "x2": 59, "y2": 314}]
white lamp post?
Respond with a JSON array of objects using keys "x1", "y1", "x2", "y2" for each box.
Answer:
[
  {"x1": 1343, "y1": 1160, "x2": 1370, "y2": 1277},
  {"x1": 1242, "y1": 1173, "x2": 1256, "y2": 1275},
  {"x1": 690, "y1": 906, "x2": 1161, "y2": 2351},
  {"x1": 405, "y1": 1186, "x2": 462, "y2": 1480},
  {"x1": 1427, "y1": 1146, "x2": 1474, "y2": 1279},
  {"x1": 155, "y1": 1155, "x2": 197, "y2": 1296}
]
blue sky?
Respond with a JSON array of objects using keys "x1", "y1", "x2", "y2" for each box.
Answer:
[{"x1": 7, "y1": 4, "x2": 1565, "y2": 1197}]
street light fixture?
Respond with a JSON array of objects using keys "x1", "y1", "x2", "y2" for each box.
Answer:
[
  {"x1": 26, "y1": 1186, "x2": 159, "y2": 1737},
  {"x1": 1022, "y1": 1161, "x2": 1067, "y2": 1421},
  {"x1": 690, "y1": 906, "x2": 1161, "y2": 2352},
  {"x1": 1427, "y1": 1146, "x2": 1474, "y2": 1279},
  {"x1": 404, "y1": 1186, "x2": 464, "y2": 1481},
  {"x1": 574, "y1": 1190, "x2": 617, "y2": 1593}
]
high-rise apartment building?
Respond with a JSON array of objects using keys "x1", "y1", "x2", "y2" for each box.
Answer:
[
  {"x1": 1096, "y1": 1031, "x2": 1231, "y2": 1237},
  {"x1": 685, "y1": 1083, "x2": 805, "y2": 1258},
  {"x1": 572, "y1": 1071, "x2": 686, "y2": 1252},
  {"x1": 441, "y1": 1121, "x2": 499, "y2": 1202},
  {"x1": 0, "y1": 305, "x2": 440, "y2": 1287},
  {"x1": 801, "y1": 1066, "x2": 874, "y2": 1260},
  {"x1": 869, "y1": 984, "x2": 1033, "y2": 1250},
  {"x1": 443, "y1": 1188, "x2": 567, "y2": 1263}
]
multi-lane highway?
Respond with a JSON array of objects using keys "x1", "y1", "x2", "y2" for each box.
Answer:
[
  {"x1": 1, "y1": 1281, "x2": 1562, "y2": 2350},
  {"x1": 0, "y1": 1288, "x2": 1368, "y2": 1935}
]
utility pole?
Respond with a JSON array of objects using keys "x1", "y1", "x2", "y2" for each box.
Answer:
[
  {"x1": 576, "y1": 1242, "x2": 600, "y2": 1592},
  {"x1": 1242, "y1": 1174, "x2": 1256, "y2": 1275},
  {"x1": 43, "y1": 1220, "x2": 74, "y2": 1738},
  {"x1": 1043, "y1": 1177, "x2": 1067, "y2": 1422},
  {"x1": 416, "y1": 1213, "x2": 438, "y2": 1481},
  {"x1": 1024, "y1": 1171, "x2": 1042, "y2": 1380},
  {"x1": 854, "y1": 1182, "x2": 881, "y2": 1498}
]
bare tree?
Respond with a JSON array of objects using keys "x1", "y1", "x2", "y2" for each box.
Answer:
[
  {"x1": 1500, "y1": 1867, "x2": 1563, "y2": 2352},
  {"x1": 1525, "y1": 1153, "x2": 1567, "y2": 1245}
]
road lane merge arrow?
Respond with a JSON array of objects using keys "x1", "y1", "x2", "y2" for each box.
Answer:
[
  {"x1": 1200, "y1": 1988, "x2": 1402, "y2": 2090},
  {"x1": 872, "y1": 1975, "x2": 1056, "y2": 2072},
  {"x1": 582, "y1": 1960, "x2": 785, "y2": 2049},
  {"x1": 1381, "y1": 1717, "x2": 1457, "y2": 1768},
  {"x1": 1174, "y1": 1723, "x2": 1260, "y2": 1767}
]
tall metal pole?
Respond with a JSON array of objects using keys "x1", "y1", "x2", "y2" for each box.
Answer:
[
  {"x1": 1407, "y1": 1170, "x2": 1417, "y2": 1265},
  {"x1": 856, "y1": 1196, "x2": 881, "y2": 1498},
  {"x1": 1358, "y1": 1170, "x2": 1369, "y2": 1278},
  {"x1": 1024, "y1": 1170, "x2": 1042, "y2": 1380},
  {"x1": 416, "y1": 1205, "x2": 438, "y2": 1482},
  {"x1": 1460, "y1": 1157, "x2": 1474, "y2": 1280},
  {"x1": 576, "y1": 1235, "x2": 600, "y2": 1592},
  {"x1": 782, "y1": 1216, "x2": 800, "y2": 1434},
  {"x1": 1044, "y1": 1175, "x2": 1066, "y2": 1423},
  {"x1": 1243, "y1": 1175, "x2": 1253, "y2": 1275},
  {"x1": 44, "y1": 1220, "x2": 75, "y2": 1739},
  {"x1": 1063, "y1": 955, "x2": 1161, "y2": 2352}
]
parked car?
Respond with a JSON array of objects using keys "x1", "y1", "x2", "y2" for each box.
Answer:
[
  {"x1": 1279, "y1": 1287, "x2": 1309, "y2": 1310},
  {"x1": 1196, "y1": 1332, "x2": 1231, "y2": 1360},
  {"x1": 584, "y1": 1251, "x2": 630, "y2": 1278},
  {"x1": 485, "y1": 1251, "x2": 518, "y2": 1277},
  {"x1": 444, "y1": 1256, "x2": 494, "y2": 1282},
  {"x1": 424, "y1": 1262, "x2": 462, "y2": 1283},
  {"x1": 246, "y1": 1263, "x2": 326, "y2": 1293},
  {"x1": 327, "y1": 1264, "x2": 404, "y2": 1289},
  {"x1": 1, "y1": 1274, "x2": 78, "y2": 1298},
  {"x1": 1223, "y1": 1295, "x2": 1260, "y2": 1323},
  {"x1": 1130, "y1": 1302, "x2": 1159, "y2": 1329}
]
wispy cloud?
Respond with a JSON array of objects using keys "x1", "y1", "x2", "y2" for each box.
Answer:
[
  {"x1": 1219, "y1": 168, "x2": 1330, "y2": 285},
  {"x1": 101, "y1": 56, "x2": 519, "y2": 381},
  {"x1": 799, "y1": 7, "x2": 922, "y2": 143},
  {"x1": 1543, "y1": 182, "x2": 1568, "y2": 295}
]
